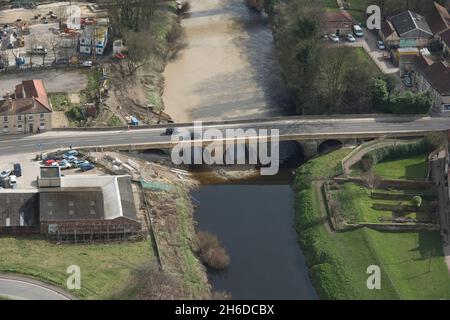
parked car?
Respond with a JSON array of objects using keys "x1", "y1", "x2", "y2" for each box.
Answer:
[
  {"x1": 80, "y1": 162, "x2": 95, "y2": 172},
  {"x1": 353, "y1": 25, "x2": 364, "y2": 37},
  {"x1": 80, "y1": 60, "x2": 92, "y2": 68},
  {"x1": 114, "y1": 53, "x2": 126, "y2": 60},
  {"x1": 32, "y1": 46, "x2": 48, "y2": 55},
  {"x1": 9, "y1": 175, "x2": 17, "y2": 189},
  {"x1": 64, "y1": 150, "x2": 79, "y2": 158},
  {"x1": 0, "y1": 169, "x2": 11, "y2": 179},
  {"x1": 64, "y1": 155, "x2": 77, "y2": 163},
  {"x1": 58, "y1": 160, "x2": 72, "y2": 170},
  {"x1": 377, "y1": 41, "x2": 385, "y2": 50},
  {"x1": 73, "y1": 160, "x2": 88, "y2": 168},
  {"x1": 44, "y1": 159, "x2": 57, "y2": 166},
  {"x1": 329, "y1": 33, "x2": 339, "y2": 43},
  {"x1": 13, "y1": 163, "x2": 22, "y2": 177},
  {"x1": 346, "y1": 33, "x2": 356, "y2": 42}
]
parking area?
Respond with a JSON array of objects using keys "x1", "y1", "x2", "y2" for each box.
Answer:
[
  {"x1": 0, "y1": 68, "x2": 87, "y2": 95},
  {"x1": 0, "y1": 152, "x2": 40, "y2": 189},
  {"x1": 0, "y1": 149, "x2": 101, "y2": 190}
]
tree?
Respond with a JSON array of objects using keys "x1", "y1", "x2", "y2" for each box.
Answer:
[
  {"x1": 411, "y1": 195, "x2": 422, "y2": 208},
  {"x1": 122, "y1": 29, "x2": 157, "y2": 74},
  {"x1": 361, "y1": 169, "x2": 382, "y2": 190}
]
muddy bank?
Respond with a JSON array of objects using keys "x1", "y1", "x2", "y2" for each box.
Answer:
[{"x1": 163, "y1": 0, "x2": 294, "y2": 122}]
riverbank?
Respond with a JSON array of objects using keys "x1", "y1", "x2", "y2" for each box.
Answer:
[{"x1": 294, "y1": 148, "x2": 450, "y2": 299}]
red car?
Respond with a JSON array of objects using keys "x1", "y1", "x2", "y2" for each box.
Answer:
[
  {"x1": 114, "y1": 53, "x2": 126, "y2": 60},
  {"x1": 44, "y1": 159, "x2": 57, "y2": 166}
]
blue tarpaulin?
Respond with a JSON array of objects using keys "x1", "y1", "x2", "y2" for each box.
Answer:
[{"x1": 130, "y1": 116, "x2": 139, "y2": 126}]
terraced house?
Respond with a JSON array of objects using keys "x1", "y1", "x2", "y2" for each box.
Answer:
[{"x1": 0, "y1": 80, "x2": 53, "y2": 134}]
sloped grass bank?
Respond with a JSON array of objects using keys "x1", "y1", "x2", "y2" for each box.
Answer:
[
  {"x1": 0, "y1": 237, "x2": 154, "y2": 299},
  {"x1": 293, "y1": 148, "x2": 450, "y2": 299}
]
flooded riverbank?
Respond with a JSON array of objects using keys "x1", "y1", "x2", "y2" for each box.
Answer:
[
  {"x1": 163, "y1": 0, "x2": 294, "y2": 122},
  {"x1": 192, "y1": 172, "x2": 317, "y2": 299}
]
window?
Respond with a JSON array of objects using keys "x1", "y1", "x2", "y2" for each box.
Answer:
[
  {"x1": 17, "y1": 115, "x2": 22, "y2": 121},
  {"x1": 28, "y1": 115, "x2": 33, "y2": 120},
  {"x1": 69, "y1": 201, "x2": 74, "y2": 207},
  {"x1": 3, "y1": 116, "x2": 7, "y2": 122},
  {"x1": 20, "y1": 212, "x2": 24, "y2": 226},
  {"x1": 40, "y1": 113, "x2": 45, "y2": 119},
  {"x1": 5, "y1": 217, "x2": 10, "y2": 227},
  {"x1": 17, "y1": 124, "x2": 23, "y2": 130},
  {"x1": 90, "y1": 209, "x2": 96, "y2": 215},
  {"x1": 69, "y1": 209, "x2": 74, "y2": 215},
  {"x1": 48, "y1": 201, "x2": 53, "y2": 207},
  {"x1": 90, "y1": 200, "x2": 95, "y2": 206},
  {"x1": 48, "y1": 210, "x2": 53, "y2": 216},
  {"x1": 443, "y1": 104, "x2": 450, "y2": 112},
  {"x1": 3, "y1": 125, "x2": 8, "y2": 133}
]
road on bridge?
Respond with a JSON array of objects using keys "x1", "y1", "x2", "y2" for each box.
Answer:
[{"x1": 0, "y1": 116, "x2": 449, "y2": 155}]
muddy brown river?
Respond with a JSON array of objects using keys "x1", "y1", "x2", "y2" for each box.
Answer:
[{"x1": 163, "y1": 0, "x2": 294, "y2": 122}]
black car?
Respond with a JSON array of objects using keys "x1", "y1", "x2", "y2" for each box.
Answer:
[
  {"x1": 13, "y1": 163, "x2": 22, "y2": 177},
  {"x1": 164, "y1": 128, "x2": 174, "y2": 136}
]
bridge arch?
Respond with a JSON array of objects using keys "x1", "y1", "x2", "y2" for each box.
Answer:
[{"x1": 317, "y1": 139, "x2": 343, "y2": 154}]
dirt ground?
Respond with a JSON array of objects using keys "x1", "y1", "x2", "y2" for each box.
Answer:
[{"x1": 0, "y1": 1, "x2": 102, "y2": 25}]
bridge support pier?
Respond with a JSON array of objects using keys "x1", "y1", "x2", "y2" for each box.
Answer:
[{"x1": 299, "y1": 141, "x2": 319, "y2": 159}]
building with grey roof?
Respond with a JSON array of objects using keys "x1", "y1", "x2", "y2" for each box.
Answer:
[{"x1": 390, "y1": 10, "x2": 433, "y2": 48}]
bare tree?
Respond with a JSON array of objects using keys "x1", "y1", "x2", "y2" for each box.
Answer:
[
  {"x1": 42, "y1": 33, "x2": 62, "y2": 65},
  {"x1": 361, "y1": 169, "x2": 382, "y2": 191},
  {"x1": 122, "y1": 29, "x2": 156, "y2": 74}
]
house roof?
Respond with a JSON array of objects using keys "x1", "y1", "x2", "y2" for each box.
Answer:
[
  {"x1": 427, "y1": 1, "x2": 450, "y2": 35},
  {"x1": 416, "y1": 56, "x2": 450, "y2": 96},
  {"x1": 390, "y1": 10, "x2": 433, "y2": 37},
  {"x1": 380, "y1": 19, "x2": 398, "y2": 39},
  {"x1": 39, "y1": 187, "x2": 105, "y2": 221},
  {"x1": 0, "y1": 80, "x2": 52, "y2": 116},
  {"x1": 0, "y1": 191, "x2": 39, "y2": 227},
  {"x1": 323, "y1": 11, "x2": 353, "y2": 30},
  {"x1": 441, "y1": 28, "x2": 450, "y2": 48}
]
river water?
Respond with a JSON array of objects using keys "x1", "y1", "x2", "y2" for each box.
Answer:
[
  {"x1": 163, "y1": 0, "x2": 294, "y2": 122},
  {"x1": 162, "y1": 0, "x2": 316, "y2": 299},
  {"x1": 192, "y1": 173, "x2": 317, "y2": 300}
]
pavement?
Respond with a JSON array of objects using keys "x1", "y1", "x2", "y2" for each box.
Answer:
[
  {"x1": 0, "y1": 275, "x2": 73, "y2": 300},
  {"x1": 1, "y1": 115, "x2": 450, "y2": 155}
]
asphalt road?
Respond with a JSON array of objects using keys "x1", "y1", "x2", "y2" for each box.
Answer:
[
  {"x1": 1, "y1": 116, "x2": 449, "y2": 155},
  {"x1": 0, "y1": 277, "x2": 71, "y2": 300}
]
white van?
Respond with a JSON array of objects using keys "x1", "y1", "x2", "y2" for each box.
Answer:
[
  {"x1": 353, "y1": 25, "x2": 364, "y2": 37},
  {"x1": 9, "y1": 175, "x2": 17, "y2": 189}
]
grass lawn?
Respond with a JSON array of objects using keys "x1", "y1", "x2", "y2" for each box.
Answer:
[
  {"x1": 337, "y1": 183, "x2": 432, "y2": 223},
  {"x1": 0, "y1": 237, "x2": 154, "y2": 299},
  {"x1": 296, "y1": 148, "x2": 448, "y2": 299},
  {"x1": 367, "y1": 230, "x2": 450, "y2": 299},
  {"x1": 374, "y1": 154, "x2": 428, "y2": 180}
]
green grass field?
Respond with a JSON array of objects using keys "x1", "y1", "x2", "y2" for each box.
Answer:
[
  {"x1": 0, "y1": 237, "x2": 154, "y2": 299},
  {"x1": 373, "y1": 154, "x2": 428, "y2": 180},
  {"x1": 295, "y1": 148, "x2": 450, "y2": 299},
  {"x1": 367, "y1": 230, "x2": 450, "y2": 299}
]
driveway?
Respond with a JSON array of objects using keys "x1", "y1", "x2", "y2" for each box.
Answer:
[
  {"x1": 0, "y1": 275, "x2": 74, "y2": 300},
  {"x1": 0, "y1": 69, "x2": 87, "y2": 95}
]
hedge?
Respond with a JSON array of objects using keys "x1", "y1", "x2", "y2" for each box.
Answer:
[{"x1": 363, "y1": 139, "x2": 432, "y2": 166}]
